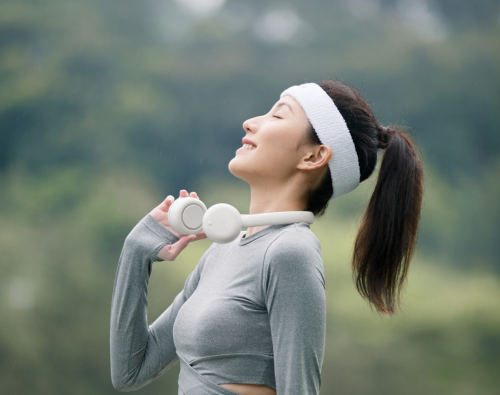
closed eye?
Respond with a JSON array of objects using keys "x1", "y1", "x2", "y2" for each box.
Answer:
[{"x1": 273, "y1": 115, "x2": 282, "y2": 119}]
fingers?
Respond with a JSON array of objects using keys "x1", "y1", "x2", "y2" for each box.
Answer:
[
  {"x1": 157, "y1": 190, "x2": 200, "y2": 213},
  {"x1": 190, "y1": 230, "x2": 207, "y2": 241},
  {"x1": 157, "y1": 195, "x2": 175, "y2": 213},
  {"x1": 180, "y1": 189, "x2": 199, "y2": 199}
]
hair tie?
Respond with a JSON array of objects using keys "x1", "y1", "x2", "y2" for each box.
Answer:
[
  {"x1": 280, "y1": 83, "x2": 360, "y2": 200},
  {"x1": 378, "y1": 126, "x2": 392, "y2": 148}
]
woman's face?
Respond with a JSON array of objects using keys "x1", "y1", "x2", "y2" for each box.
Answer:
[{"x1": 228, "y1": 95, "x2": 312, "y2": 186}]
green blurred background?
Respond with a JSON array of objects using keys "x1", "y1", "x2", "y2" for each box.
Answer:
[{"x1": 1, "y1": 0, "x2": 499, "y2": 394}]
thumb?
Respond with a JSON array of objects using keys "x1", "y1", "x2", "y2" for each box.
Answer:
[
  {"x1": 169, "y1": 234, "x2": 196, "y2": 258},
  {"x1": 178, "y1": 234, "x2": 196, "y2": 248}
]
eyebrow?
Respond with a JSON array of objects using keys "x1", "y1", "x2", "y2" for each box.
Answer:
[{"x1": 275, "y1": 101, "x2": 294, "y2": 114}]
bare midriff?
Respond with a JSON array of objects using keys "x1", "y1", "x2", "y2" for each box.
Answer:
[{"x1": 219, "y1": 383, "x2": 276, "y2": 395}]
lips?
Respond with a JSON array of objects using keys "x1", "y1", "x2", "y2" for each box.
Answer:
[{"x1": 242, "y1": 137, "x2": 257, "y2": 147}]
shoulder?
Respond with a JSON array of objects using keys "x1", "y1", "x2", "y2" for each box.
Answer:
[
  {"x1": 266, "y1": 223, "x2": 322, "y2": 262},
  {"x1": 263, "y1": 223, "x2": 324, "y2": 286}
]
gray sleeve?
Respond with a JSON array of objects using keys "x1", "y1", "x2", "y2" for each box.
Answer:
[
  {"x1": 110, "y1": 214, "x2": 206, "y2": 391},
  {"x1": 263, "y1": 230, "x2": 326, "y2": 395}
]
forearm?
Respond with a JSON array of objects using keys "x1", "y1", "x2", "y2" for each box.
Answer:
[{"x1": 110, "y1": 214, "x2": 180, "y2": 391}]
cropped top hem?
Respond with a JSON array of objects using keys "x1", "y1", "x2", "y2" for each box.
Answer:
[{"x1": 187, "y1": 352, "x2": 276, "y2": 390}]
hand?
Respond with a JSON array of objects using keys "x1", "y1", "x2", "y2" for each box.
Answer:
[{"x1": 150, "y1": 189, "x2": 207, "y2": 261}]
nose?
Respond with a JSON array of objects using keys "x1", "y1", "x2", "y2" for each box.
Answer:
[{"x1": 242, "y1": 117, "x2": 257, "y2": 134}]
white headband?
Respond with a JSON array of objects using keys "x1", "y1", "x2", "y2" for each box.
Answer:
[{"x1": 280, "y1": 82, "x2": 360, "y2": 199}]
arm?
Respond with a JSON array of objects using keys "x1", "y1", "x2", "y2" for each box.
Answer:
[
  {"x1": 263, "y1": 229, "x2": 326, "y2": 395},
  {"x1": 110, "y1": 214, "x2": 209, "y2": 391}
]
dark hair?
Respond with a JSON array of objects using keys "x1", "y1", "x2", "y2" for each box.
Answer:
[{"x1": 301, "y1": 78, "x2": 424, "y2": 316}]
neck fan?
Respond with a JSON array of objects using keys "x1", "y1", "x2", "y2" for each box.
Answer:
[{"x1": 167, "y1": 197, "x2": 314, "y2": 244}]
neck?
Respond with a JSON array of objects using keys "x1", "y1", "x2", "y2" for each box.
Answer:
[{"x1": 244, "y1": 176, "x2": 307, "y2": 238}]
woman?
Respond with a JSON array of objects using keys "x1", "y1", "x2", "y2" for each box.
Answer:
[{"x1": 110, "y1": 79, "x2": 423, "y2": 395}]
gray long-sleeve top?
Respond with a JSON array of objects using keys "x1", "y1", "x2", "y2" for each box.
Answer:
[{"x1": 110, "y1": 214, "x2": 326, "y2": 394}]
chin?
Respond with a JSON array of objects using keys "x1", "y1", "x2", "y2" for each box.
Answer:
[
  {"x1": 228, "y1": 157, "x2": 250, "y2": 183},
  {"x1": 228, "y1": 157, "x2": 240, "y2": 178}
]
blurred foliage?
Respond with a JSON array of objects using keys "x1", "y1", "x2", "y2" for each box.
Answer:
[
  {"x1": 1, "y1": 0, "x2": 499, "y2": 269},
  {"x1": 0, "y1": 0, "x2": 499, "y2": 393}
]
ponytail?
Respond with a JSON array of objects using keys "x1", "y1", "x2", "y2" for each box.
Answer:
[
  {"x1": 352, "y1": 126, "x2": 424, "y2": 315},
  {"x1": 305, "y1": 78, "x2": 424, "y2": 315}
]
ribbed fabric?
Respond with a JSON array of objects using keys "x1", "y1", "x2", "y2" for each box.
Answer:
[
  {"x1": 280, "y1": 82, "x2": 360, "y2": 199},
  {"x1": 110, "y1": 214, "x2": 326, "y2": 394}
]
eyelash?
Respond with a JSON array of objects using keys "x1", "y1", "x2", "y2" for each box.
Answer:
[{"x1": 273, "y1": 115, "x2": 281, "y2": 119}]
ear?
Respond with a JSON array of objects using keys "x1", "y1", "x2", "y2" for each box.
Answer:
[{"x1": 297, "y1": 145, "x2": 332, "y2": 171}]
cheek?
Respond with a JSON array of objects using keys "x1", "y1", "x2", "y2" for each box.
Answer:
[{"x1": 257, "y1": 136, "x2": 297, "y2": 170}]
